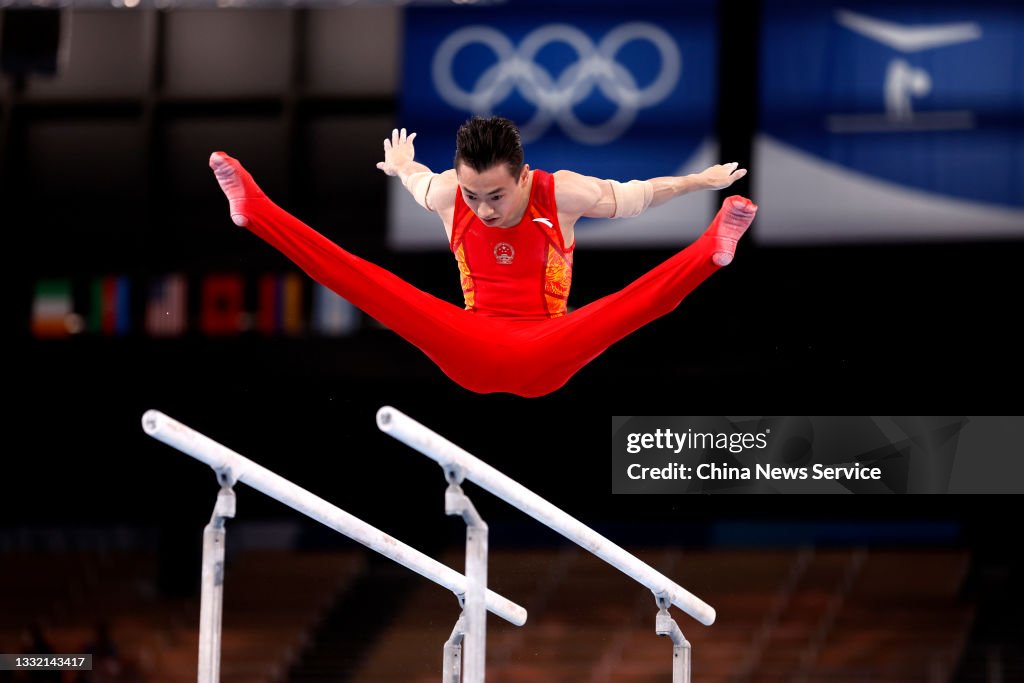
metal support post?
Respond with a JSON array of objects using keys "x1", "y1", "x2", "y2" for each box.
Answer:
[
  {"x1": 445, "y1": 467, "x2": 488, "y2": 683},
  {"x1": 655, "y1": 594, "x2": 691, "y2": 683},
  {"x1": 443, "y1": 614, "x2": 467, "y2": 683},
  {"x1": 198, "y1": 467, "x2": 237, "y2": 683}
]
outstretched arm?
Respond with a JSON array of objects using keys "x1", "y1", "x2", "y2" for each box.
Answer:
[
  {"x1": 376, "y1": 127, "x2": 457, "y2": 215},
  {"x1": 648, "y1": 162, "x2": 747, "y2": 208},
  {"x1": 554, "y1": 163, "x2": 748, "y2": 220}
]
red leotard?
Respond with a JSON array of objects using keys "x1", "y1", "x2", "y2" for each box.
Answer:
[{"x1": 213, "y1": 155, "x2": 753, "y2": 397}]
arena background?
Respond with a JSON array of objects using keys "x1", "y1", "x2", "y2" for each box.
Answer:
[{"x1": 2, "y1": 1, "x2": 1022, "y2": 682}]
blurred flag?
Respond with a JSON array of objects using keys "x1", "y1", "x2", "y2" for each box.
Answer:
[
  {"x1": 311, "y1": 284, "x2": 359, "y2": 337},
  {"x1": 145, "y1": 274, "x2": 187, "y2": 338},
  {"x1": 257, "y1": 272, "x2": 305, "y2": 336},
  {"x1": 200, "y1": 273, "x2": 245, "y2": 336},
  {"x1": 88, "y1": 275, "x2": 131, "y2": 336},
  {"x1": 31, "y1": 278, "x2": 77, "y2": 338}
]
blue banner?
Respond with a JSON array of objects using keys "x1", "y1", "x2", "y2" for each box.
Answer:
[
  {"x1": 391, "y1": 0, "x2": 719, "y2": 249},
  {"x1": 755, "y1": 1, "x2": 1024, "y2": 243}
]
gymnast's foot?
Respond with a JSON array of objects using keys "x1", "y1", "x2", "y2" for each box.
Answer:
[
  {"x1": 707, "y1": 195, "x2": 757, "y2": 266},
  {"x1": 209, "y1": 151, "x2": 265, "y2": 227}
]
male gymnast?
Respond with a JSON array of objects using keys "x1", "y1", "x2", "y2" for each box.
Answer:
[{"x1": 210, "y1": 115, "x2": 756, "y2": 397}]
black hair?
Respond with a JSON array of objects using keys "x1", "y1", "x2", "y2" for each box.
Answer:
[{"x1": 454, "y1": 115, "x2": 525, "y2": 178}]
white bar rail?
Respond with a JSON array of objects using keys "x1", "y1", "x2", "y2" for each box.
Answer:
[
  {"x1": 375, "y1": 406, "x2": 716, "y2": 626},
  {"x1": 142, "y1": 409, "x2": 527, "y2": 627}
]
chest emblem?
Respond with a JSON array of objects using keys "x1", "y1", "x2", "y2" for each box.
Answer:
[{"x1": 494, "y1": 242, "x2": 515, "y2": 265}]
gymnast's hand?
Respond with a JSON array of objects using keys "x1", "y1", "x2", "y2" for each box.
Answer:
[
  {"x1": 696, "y1": 162, "x2": 747, "y2": 191},
  {"x1": 376, "y1": 127, "x2": 418, "y2": 177}
]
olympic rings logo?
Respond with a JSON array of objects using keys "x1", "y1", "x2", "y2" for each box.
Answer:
[{"x1": 431, "y1": 23, "x2": 682, "y2": 145}]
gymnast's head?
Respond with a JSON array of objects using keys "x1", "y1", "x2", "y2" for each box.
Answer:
[{"x1": 454, "y1": 115, "x2": 530, "y2": 227}]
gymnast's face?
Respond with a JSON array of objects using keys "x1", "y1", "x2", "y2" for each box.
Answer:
[{"x1": 456, "y1": 162, "x2": 531, "y2": 228}]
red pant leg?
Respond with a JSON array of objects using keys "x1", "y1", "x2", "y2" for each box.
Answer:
[
  {"x1": 239, "y1": 197, "x2": 460, "y2": 333},
  {"x1": 498, "y1": 234, "x2": 721, "y2": 397}
]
